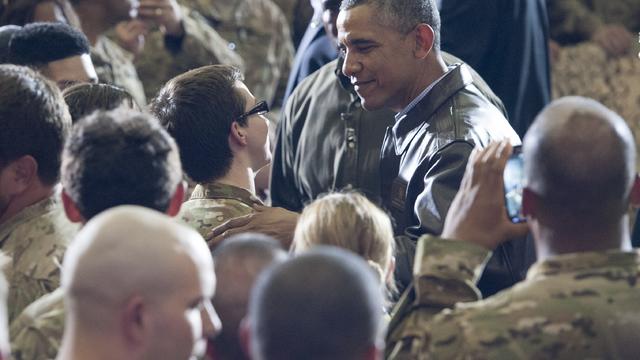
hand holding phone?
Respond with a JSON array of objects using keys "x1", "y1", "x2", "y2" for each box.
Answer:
[{"x1": 503, "y1": 146, "x2": 525, "y2": 223}]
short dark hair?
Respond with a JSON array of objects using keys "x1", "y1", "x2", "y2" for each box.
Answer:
[
  {"x1": 340, "y1": 0, "x2": 441, "y2": 49},
  {"x1": 0, "y1": 64, "x2": 70, "y2": 185},
  {"x1": 7, "y1": 22, "x2": 90, "y2": 67},
  {"x1": 151, "y1": 65, "x2": 246, "y2": 183},
  {"x1": 63, "y1": 83, "x2": 136, "y2": 123},
  {"x1": 0, "y1": 25, "x2": 21, "y2": 63},
  {"x1": 61, "y1": 108, "x2": 182, "y2": 220},
  {"x1": 249, "y1": 246, "x2": 383, "y2": 360}
]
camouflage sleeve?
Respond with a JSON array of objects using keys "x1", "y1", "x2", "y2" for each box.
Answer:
[
  {"x1": 135, "y1": 5, "x2": 245, "y2": 100},
  {"x1": 92, "y1": 37, "x2": 148, "y2": 107},
  {"x1": 8, "y1": 273, "x2": 59, "y2": 324},
  {"x1": 548, "y1": 0, "x2": 603, "y2": 44},
  {"x1": 386, "y1": 235, "x2": 491, "y2": 359},
  {"x1": 10, "y1": 289, "x2": 65, "y2": 360},
  {"x1": 6, "y1": 234, "x2": 67, "y2": 322}
]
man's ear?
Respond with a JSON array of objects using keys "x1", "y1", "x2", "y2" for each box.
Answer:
[
  {"x1": 413, "y1": 23, "x2": 435, "y2": 59},
  {"x1": 630, "y1": 174, "x2": 640, "y2": 208},
  {"x1": 122, "y1": 296, "x2": 147, "y2": 347},
  {"x1": 229, "y1": 121, "x2": 248, "y2": 147},
  {"x1": 522, "y1": 187, "x2": 537, "y2": 219},
  {"x1": 166, "y1": 181, "x2": 185, "y2": 217},
  {"x1": 5, "y1": 156, "x2": 38, "y2": 195},
  {"x1": 61, "y1": 189, "x2": 85, "y2": 223},
  {"x1": 239, "y1": 317, "x2": 252, "y2": 359},
  {"x1": 363, "y1": 344, "x2": 383, "y2": 360}
]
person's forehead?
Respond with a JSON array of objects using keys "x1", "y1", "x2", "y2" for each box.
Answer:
[
  {"x1": 45, "y1": 54, "x2": 97, "y2": 85},
  {"x1": 337, "y1": 5, "x2": 384, "y2": 41},
  {"x1": 233, "y1": 80, "x2": 256, "y2": 109}
]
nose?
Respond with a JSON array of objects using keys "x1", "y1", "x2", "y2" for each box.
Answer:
[
  {"x1": 202, "y1": 300, "x2": 222, "y2": 339},
  {"x1": 341, "y1": 50, "x2": 361, "y2": 78}
]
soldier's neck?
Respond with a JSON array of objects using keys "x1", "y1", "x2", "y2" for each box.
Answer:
[
  {"x1": 0, "y1": 182, "x2": 53, "y2": 226},
  {"x1": 57, "y1": 323, "x2": 127, "y2": 360},
  {"x1": 533, "y1": 217, "x2": 632, "y2": 261},
  {"x1": 215, "y1": 158, "x2": 256, "y2": 196}
]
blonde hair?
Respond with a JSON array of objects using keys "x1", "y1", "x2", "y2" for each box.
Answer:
[{"x1": 293, "y1": 192, "x2": 395, "y2": 292}]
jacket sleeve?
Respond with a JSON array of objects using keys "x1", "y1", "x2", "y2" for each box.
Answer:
[
  {"x1": 386, "y1": 235, "x2": 491, "y2": 359},
  {"x1": 270, "y1": 93, "x2": 305, "y2": 212},
  {"x1": 406, "y1": 140, "x2": 474, "y2": 239}
]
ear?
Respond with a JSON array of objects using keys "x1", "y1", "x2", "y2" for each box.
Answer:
[
  {"x1": 229, "y1": 121, "x2": 248, "y2": 147},
  {"x1": 413, "y1": 24, "x2": 435, "y2": 59},
  {"x1": 61, "y1": 189, "x2": 85, "y2": 223},
  {"x1": 630, "y1": 174, "x2": 640, "y2": 208},
  {"x1": 165, "y1": 181, "x2": 185, "y2": 217},
  {"x1": 522, "y1": 187, "x2": 537, "y2": 219},
  {"x1": 385, "y1": 256, "x2": 396, "y2": 286},
  {"x1": 238, "y1": 317, "x2": 252, "y2": 359},
  {"x1": 5, "y1": 156, "x2": 39, "y2": 195},
  {"x1": 121, "y1": 296, "x2": 147, "y2": 348},
  {"x1": 363, "y1": 344, "x2": 383, "y2": 360}
]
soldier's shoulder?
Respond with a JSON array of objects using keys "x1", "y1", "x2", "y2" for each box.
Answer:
[{"x1": 10, "y1": 289, "x2": 65, "y2": 360}]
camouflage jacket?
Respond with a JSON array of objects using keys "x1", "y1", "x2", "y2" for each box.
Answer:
[
  {"x1": 0, "y1": 192, "x2": 79, "y2": 323},
  {"x1": 92, "y1": 35, "x2": 148, "y2": 107},
  {"x1": 10, "y1": 288, "x2": 64, "y2": 360},
  {"x1": 134, "y1": 4, "x2": 245, "y2": 100},
  {"x1": 386, "y1": 235, "x2": 640, "y2": 359},
  {"x1": 549, "y1": 0, "x2": 640, "y2": 44},
  {"x1": 179, "y1": 182, "x2": 262, "y2": 238},
  {"x1": 182, "y1": 0, "x2": 294, "y2": 113}
]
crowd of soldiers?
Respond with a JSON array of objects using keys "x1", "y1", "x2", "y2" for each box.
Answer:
[{"x1": 0, "y1": 0, "x2": 639, "y2": 359}]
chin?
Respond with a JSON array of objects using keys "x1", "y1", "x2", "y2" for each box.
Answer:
[{"x1": 360, "y1": 99, "x2": 385, "y2": 111}]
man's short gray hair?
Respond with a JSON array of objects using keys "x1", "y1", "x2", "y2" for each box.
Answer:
[{"x1": 341, "y1": 0, "x2": 441, "y2": 49}]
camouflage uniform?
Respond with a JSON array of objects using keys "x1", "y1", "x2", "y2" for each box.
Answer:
[
  {"x1": 8, "y1": 183, "x2": 263, "y2": 359},
  {"x1": 0, "y1": 192, "x2": 79, "y2": 323},
  {"x1": 92, "y1": 35, "x2": 148, "y2": 107},
  {"x1": 10, "y1": 288, "x2": 64, "y2": 360},
  {"x1": 549, "y1": 1, "x2": 640, "y2": 169},
  {"x1": 134, "y1": 4, "x2": 245, "y2": 101},
  {"x1": 179, "y1": 182, "x2": 262, "y2": 238},
  {"x1": 386, "y1": 235, "x2": 640, "y2": 359},
  {"x1": 182, "y1": 0, "x2": 294, "y2": 118}
]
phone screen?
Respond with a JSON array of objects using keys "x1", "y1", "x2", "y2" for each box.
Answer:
[{"x1": 503, "y1": 146, "x2": 525, "y2": 223}]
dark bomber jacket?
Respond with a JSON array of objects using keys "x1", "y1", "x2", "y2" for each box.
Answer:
[{"x1": 381, "y1": 63, "x2": 524, "y2": 290}]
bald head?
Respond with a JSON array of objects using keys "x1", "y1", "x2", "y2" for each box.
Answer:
[
  {"x1": 249, "y1": 246, "x2": 384, "y2": 360},
  {"x1": 524, "y1": 96, "x2": 636, "y2": 223},
  {"x1": 211, "y1": 233, "x2": 287, "y2": 360},
  {"x1": 61, "y1": 206, "x2": 218, "y2": 359}
]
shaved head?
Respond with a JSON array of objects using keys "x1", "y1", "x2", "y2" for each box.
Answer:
[
  {"x1": 211, "y1": 233, "x2": 287, "y2": 360},
  {"x1": 524, "y1": 96, "x2": 636, "y2": 223},
  {"x1": 61, "y1": 206, "x2": 218, "y2": 359},
  {"x1": 249, "y1": 246, "x2": 384, "y2": 360}
]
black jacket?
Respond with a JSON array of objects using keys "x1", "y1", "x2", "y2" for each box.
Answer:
[{"x1": 380, "y1": 63, "x2": 530, "y2": 293}]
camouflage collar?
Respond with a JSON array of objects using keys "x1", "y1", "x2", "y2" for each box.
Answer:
[
  {"x1": 526, "y1": 249, "x2": 640, "y2": 280},
  {"x1": 0, "y1": 192, "x2": 59, "y2": 245},
  {"x1": 189, "y1": 182, "x2": 263, "y2": 207}
]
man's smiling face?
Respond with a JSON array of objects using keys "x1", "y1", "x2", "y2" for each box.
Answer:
[{"x1": 337, "y1": 4, "x2": 418, "y2": 111}]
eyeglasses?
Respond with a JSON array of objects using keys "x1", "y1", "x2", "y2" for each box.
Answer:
[{"x1": 236, "y1": 100, "x2": 269, "y2": 122}]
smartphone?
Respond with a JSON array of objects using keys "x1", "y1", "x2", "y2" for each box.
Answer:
[{"x1": 503, "y1": 146, "x2": 525, "y2": 223}]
